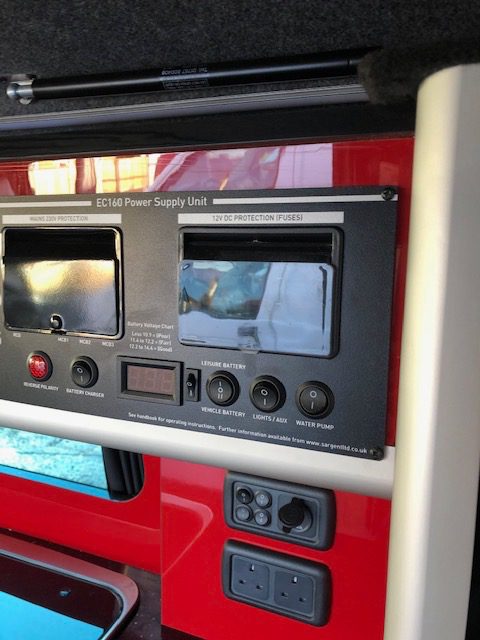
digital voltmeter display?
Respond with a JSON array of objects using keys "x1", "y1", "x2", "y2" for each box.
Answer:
[
  {"x1": 119, "y1": 358, "x2": 181, "y2": 405},
  {"x1": 126, "y1": 364, "x2": 175, "y2": 396}
]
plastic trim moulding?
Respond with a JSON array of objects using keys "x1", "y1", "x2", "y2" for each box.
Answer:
[
  {"x1": 0, "y1": 399, "x2": 394, "y2": 498},
  {"x1": 385, "y1": 63, "x2": 480, "y2": 640}
]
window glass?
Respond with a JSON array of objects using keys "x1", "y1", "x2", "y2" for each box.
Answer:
[{"x1": 0, "y1": 427, "x2": 108, "y2": 495}]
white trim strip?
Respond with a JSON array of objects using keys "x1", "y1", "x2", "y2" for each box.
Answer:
[
  {"x1": 0, "y1": 399, "x2": 394, "y2": 498},
  {"x1": 384, "y1": 64, "x2": 480, "y2": 640},
  {"x1": 0, "y1": 201, "x2": 92, "y2": 208},
  {"x1": 2, "y1": 213, "x2": 121, "y2": 224},
  {"x1": 178, "y1": 211, "x2": 344, "y2": 225},
  {"x1": 212, "y1": 195, "x2": 396, "y2": 205}
]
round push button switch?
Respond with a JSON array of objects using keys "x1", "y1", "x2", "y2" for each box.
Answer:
[
  {"x1": 235, "y1": 505, "x2": 253, "y2": 522},
  {"x1": 236, "y1": 486, "x2": 254, "y2": 505},
  {"x1": 296, "y1": 381, "x2": 333, "y2": 418},
  {"x1": 27, "y1": 352, "x2": 52, "y2": 381},
  {"x1": 255, "y1": 490, "x2": 272, "y2": 508},
  {"x1": 254, "y1": 510, "x2": 271, "y2": 527},
  {"x1": 250, "y1": 376, "x2": 286, "y2": 413},
  {"x1": 71, "y1": 357, "x2": 98, "y2": 388},
  {"x1": 206, "y1": 371, "x2": 239, "y2": 406}
]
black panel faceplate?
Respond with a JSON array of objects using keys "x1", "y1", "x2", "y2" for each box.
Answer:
[{"x1": 0, "y1": 188, "x2": 397, "y2": 459}]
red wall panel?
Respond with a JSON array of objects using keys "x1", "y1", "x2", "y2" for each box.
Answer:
[
  {"x1": 161, "y1": 459, "x2": 391, "y2": 640},
  {"x1": 0, "y1": 455, "x2": 161, "y2": 573}
]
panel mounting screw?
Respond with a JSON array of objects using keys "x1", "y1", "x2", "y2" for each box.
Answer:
[
  {"x1": 381, "y1": 187, "x2": 396, "y2": 201},
  {"x1": 369, "y1": 447, "x2": 384, "y2": 460}
]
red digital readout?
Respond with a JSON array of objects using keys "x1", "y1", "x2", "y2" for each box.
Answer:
[{"x1": 126, "y1": 364, "x2": 175, "y2": 396}]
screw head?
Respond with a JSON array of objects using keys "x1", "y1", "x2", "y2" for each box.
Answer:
[
  {"x1": 381, "y1": 187, "x2": 396, "y2": 201},
  {"x1": 369, "y1": 447, "x2": 384, "y2": 460}
]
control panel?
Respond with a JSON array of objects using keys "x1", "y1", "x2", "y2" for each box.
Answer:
[{"x1": 0, "y1": 188, "x2": 397, "y2": 460}]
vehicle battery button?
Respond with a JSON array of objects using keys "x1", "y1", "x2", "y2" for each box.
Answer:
[{"x1": 206, "y1": 371, "x2": 239, "y2": 406}]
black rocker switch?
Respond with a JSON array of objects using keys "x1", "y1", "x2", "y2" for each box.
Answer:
[
  {"x1": 71, "y1": 357, "x2": 98, "y2": 388},
  {"x1": 184, "y1": 368, "x2": 200, "y2": 402},
  {"x1": 278, "y1": 498, "x2": 312, "y2": 534}
]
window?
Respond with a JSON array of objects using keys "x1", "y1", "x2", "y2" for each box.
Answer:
[{"x1": 0, "y1": 426, "x2": 109, "y2": 498}]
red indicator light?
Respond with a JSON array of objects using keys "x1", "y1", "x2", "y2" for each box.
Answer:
[{"x1": 27, "y1": 352, "x2": 52, "y2": 381}]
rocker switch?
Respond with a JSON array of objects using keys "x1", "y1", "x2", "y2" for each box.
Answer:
[{"x1": 184, "y1": 368, "x2": 200, "y2": 402}]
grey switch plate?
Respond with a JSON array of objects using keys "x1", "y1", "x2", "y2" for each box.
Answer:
[{"x1": 224, "y1": 472, "x2": 336, "y2": 549}]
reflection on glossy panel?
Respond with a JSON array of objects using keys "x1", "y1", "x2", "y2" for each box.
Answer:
[
  {"x1": 179, "y1": 260, "x2": 335, "y2": 356},
  {"x1": 0, "y1": 145, "x2": 333, "y2": 196},
  {"x1": 5, "y1": 259, "x2": 118, "y2": 335},
  {"x1": 3, "y1": 227, "x2": 121, "y2": 337}
]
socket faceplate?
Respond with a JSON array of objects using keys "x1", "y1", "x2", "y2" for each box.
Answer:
[{"x1": 223, "y1": 541, "x2": 331, "y2": 625}]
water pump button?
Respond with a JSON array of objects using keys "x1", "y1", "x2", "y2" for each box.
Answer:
[{"x1": 296, "y1": 382, "x2": 333, "y2": 418}]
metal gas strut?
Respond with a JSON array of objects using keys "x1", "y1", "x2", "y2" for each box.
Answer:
[{"x1": 6, "y1": 49, "x2": 372, "y2": 104}]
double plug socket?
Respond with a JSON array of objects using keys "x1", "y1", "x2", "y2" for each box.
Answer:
[{"x1": 223, "y1": 541, "x2": 331, "y2": 626}]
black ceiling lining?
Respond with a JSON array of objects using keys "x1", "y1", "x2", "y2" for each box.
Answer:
[
  {"x1": 3, "y1": 0, "x2": 478, "y2": 77},
  {"x1": 1, "y1": 0, "x2": 480, "y2": 117}
]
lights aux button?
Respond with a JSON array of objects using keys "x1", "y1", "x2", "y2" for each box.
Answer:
[
  {"x1": 250, "y1": 376, "x2": 286, "y2": 413},
  {"x1": 206, "y1": 371, "x2": 240, "y2": 406},
  {"x1": 296, "y1": 381, "x2": 334, "y2": 419}
]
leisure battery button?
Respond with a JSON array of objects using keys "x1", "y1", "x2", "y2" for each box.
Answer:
[
  {"x1": 296, "y1": 382, "x2": 333, "y2": 418},
  {"x1": 206, "y1": 371, "x2": 239, "y2": 406},
  {"x1": 71, "y1": 357, "x2": 98, "y2": 388},
  {"x1": 27, "y1": 352, "x2": 52, "y2": 381},
  {"x1": 250, "y1": 376, "x2": 286, "y2": 413}
]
